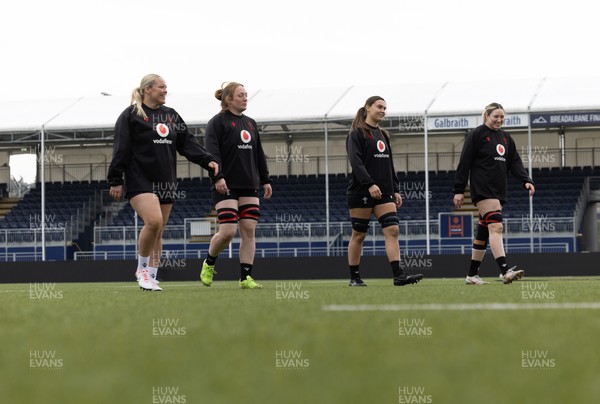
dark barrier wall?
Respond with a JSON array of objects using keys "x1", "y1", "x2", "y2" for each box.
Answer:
[{"x1": 1, "y1": 253, "x2": 598, "y2": 283}]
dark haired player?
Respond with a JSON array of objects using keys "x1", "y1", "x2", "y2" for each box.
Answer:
[{"x1": 346, "y1": 96, "x2": 424, "y2": 287}]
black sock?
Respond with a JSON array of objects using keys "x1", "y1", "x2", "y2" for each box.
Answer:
[
  {"x1": 496, "y1": 256, "x2": 508, "y2": 274},
  {"x1": 390, "y1": 260, "x2": 403, "y2": 278},
  {"x1": 241, "y1": 263, "x2": 253, "y2": 279},
  {"x1": 468, "y1": 260, "x2": 481, "y2": 277},
  {"x1": 206, "y1": 253, "x2": 217, "y2": 266},
  {"x1": 349, "y1": 265, "x2": 360, "y2": 279}
]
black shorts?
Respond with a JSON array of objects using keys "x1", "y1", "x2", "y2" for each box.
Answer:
[
  {"x1": 347, "y1": 193, "x2": 395, "y2": 209},
  {"x1": 212, "y1": 188, "x2": 259, "y2": 205},
  {"x1": 126, "y1": 191, "x2": 174, "y2": 205}
]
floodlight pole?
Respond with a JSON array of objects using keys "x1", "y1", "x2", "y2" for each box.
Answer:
[
  {"x1": 423, "y1": 82, "x2": 448, "y2": 255},
  {"x1": 527, "y1": 78, "x2": 546, "y2": 253},
  {"x1": 40, "y1": 97, "x2": 84, "y2": 261},
  {"x1": 324, "y1": 119, "x2": 330, "y2": 255},
  {"x1": 324, "y1": 86, "x2": 353, "y2": 256}
]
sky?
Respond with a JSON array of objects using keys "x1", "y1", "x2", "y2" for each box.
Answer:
[{"x1": 2, "y1": 0, "x2": 599, "y2": 102}]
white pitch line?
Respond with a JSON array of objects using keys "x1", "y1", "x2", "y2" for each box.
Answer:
[
  {"x1": 322, "y1": 302, "x2": 600, "y2": 311},
  {"x1": 306, "y1": 280, "x2": 348, "y2": 284}
]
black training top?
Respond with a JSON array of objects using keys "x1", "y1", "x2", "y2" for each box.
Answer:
[
  {"x1": 453, "y1": 124, "x2": 533, "y2": 204},
  {"x1": 107, "y1": 104, "x2": 216, "y2": 194},
  {"x1": 346, "y1": 125, "x2": 400, "y2": 196},
  {"x1": 204, "y1": 110, "x2": 271, "y2": 190}
]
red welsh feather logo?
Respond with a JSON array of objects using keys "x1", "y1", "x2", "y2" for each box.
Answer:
[{"x1": 231, "y1": 122, "x2": 236, "y2": 128}]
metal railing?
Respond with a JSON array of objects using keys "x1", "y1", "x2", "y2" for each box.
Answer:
[
  {"x1": 3, "y1": 148, "x2": 597, "y2": 184},
  {"x1": 73, "y1": 242, "x2": 572, "y2": 261},
  {"x1": 78, "y1": 217, "x2": 577, "y2": 260}
]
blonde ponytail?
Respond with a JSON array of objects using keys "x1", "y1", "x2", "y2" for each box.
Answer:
[{"x1": 131, "y1": 74, "x2": 162, "y2": 119}]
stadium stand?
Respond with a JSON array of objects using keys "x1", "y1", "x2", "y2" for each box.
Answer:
[
  {"x1": 2, "y1": 163, "x2": 597, "y2": 261},
  {"x1": 1, "y1": 166, "x2": 596, "y2": 229}
]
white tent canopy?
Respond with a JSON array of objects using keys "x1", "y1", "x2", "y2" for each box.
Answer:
[{"x1": 1, "y1": 76, "x2": 599, "y2": 134}]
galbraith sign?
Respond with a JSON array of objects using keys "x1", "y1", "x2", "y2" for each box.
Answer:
[{"x1": 427, "y1": 114, "x2": 528, "y2": 130}]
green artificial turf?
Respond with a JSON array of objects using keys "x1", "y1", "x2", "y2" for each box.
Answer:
[{"x1": 1, "y1": 277, "x2": 599, "y2": 404}]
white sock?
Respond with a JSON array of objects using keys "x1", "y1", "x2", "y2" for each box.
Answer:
[
  {"x1": 138, "y1": 255, "x2": 150, "y2": 271},
  {"x1": 148, "y1": 266, "x2": 158, "y2": 280}
]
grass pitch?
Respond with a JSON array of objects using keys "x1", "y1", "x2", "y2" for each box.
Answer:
[{"x1": 1, "y1": 277, "x2": 599, "y2": 404}]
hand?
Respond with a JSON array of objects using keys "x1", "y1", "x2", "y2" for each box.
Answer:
[
  {"x1": 109, "y1": 185, "x2": 123, "y2": 201},
  {"x1": 453, "y1": 193, "x2": 464, "y2": 209},
  {"x1": 394, "y1": 192, "x2": 403, "y2": 208},
  {"x1": 208, "y1": 161, "x2": 219, "y2": 176},
  {"x1": 263, "y1": 183, "x2": 273, "y2": 200},
  {"x1": 368, "y1": 184, "x2": 382, "y2": 200},
  {"x1": 215, "y1": 178, "x2": 228, "y2": 195},
  {"x1": 525, "y1": 182, "x2": 535, "y2": 197}
]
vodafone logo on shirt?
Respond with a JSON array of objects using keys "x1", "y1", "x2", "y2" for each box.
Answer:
[
  {"x1": 241, "y1": 130, "x2": 252, "y2": 143},
  {"x1": 156, "y1": 123, "x2": 170, "y2": 138},
  {"x1": 238, "y1": 130, "x2": 253, "y2": 149},
  {"x1": 373, "y1": 139, "x2": 389, "y2": 158},
  {"x1": 152, "y1": 123, "x2": 173, "y2": 144},
  {"x1": 494, "y1": 144, "x2": 507, "y2": 162}
]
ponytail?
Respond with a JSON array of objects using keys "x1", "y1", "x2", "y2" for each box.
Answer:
[
  {"x1": 131, "y1": 87, "x2": 146, "y2": 120},
  {"x1": 131, "y1": 73, "x2": 162, "y2": 120}
]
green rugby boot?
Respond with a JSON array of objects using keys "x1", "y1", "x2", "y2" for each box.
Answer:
[
  {"x1": 200, "y1": 260, "x2": 216, "y2": 287},
  {"x1": 240, "y1": 275, "x2": 263, "y2": 289}
]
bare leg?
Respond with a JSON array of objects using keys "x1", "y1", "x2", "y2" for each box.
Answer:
[
  {"x1": 348, "y1": 207, "x2": 372, "y2": 266},
  {"x1": 374, "y1": 203, "x2": 400, "y2": 263}
]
